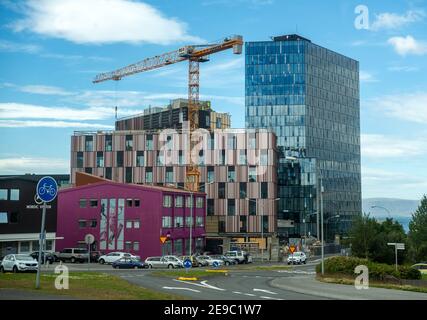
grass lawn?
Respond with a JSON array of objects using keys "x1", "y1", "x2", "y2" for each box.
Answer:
[
  {"x1": 0, "y1": 272, "x2": 184, "y2": 300},
  {"x1": 423, "y1": 274, "x2": 427, "y2": 280}
]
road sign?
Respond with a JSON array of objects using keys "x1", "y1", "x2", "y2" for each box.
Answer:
[
  {"x1": 212, "y1": 261, "x2": 219, "y2": 268},
  {"x1": 183, "y1": 259, "x2": 192, "y2": 269},
  {"x1": 289, "y1": 245, "x2": 296, "y2": 254},
  {"x1": 160, "y1": 236, "x2": 168, "y2": 244},
  {"x1": 85, "y1": 234, "x2": 95, "y2": 245},
  {"x1": 36, "y1": 176, "x2": 58, "y2": 203}
]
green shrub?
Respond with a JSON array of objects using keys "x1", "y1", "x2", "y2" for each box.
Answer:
[{"x1": 317, "y1": 256, "x2": 422, "y2": 280}]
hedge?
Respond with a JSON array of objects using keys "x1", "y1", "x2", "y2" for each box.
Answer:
[{"x1": 316, "y1": 256, "x2": 421, "y2": 280}]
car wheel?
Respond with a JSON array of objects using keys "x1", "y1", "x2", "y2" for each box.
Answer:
[
  {"x1": 148, "y1": 264, "x2": 153, "y2": 269},
  {"x1": 12, "y1": 266, "x2": 18, "y2": 273},
  {"x1": 99, "y1": 259, "x2": 105, "y2": 265},
  {"x1": 168, "y1": 264, "x2": 174, "y2": 269},
  {"x1": 71, "y1": 257, "x2": 76, "y2": 263},
  {"x1": 225, "y1": 261, "x2": 230, "y2": 266},
  {"x1": 134, "y1": 266, "x2": 138, "y2": 270},
  {"x1": 0, "y1": 266, "x2": 4, "y2": 273},
  {"x1": 303, "y1": 260, "x2": 306, "y2": 264}
]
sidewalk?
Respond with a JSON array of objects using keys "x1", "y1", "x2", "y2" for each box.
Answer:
[{"x1": 271, "y1": 275, "x2": 427, "y2": 300}]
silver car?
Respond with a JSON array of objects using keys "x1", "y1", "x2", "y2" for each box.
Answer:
[{"x1": 145, "y1": 256, "x2": 183, "y2": 269}]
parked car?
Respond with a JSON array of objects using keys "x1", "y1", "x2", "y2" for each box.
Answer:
[
  {"x1": 1, "y1": 254, "x2": 38, "y2": 273},
  {"x1": 30, "y1": 251, "x2": 55, "y2": 264},
  {"x1": 197, "y1": 255, "x2": 224, "y2": 267},
  {"x1": 57, "y1": 248, "x2": 89, "y2": 263},
  {"x1": 287, "y1": 251, "x2": 307, "y2": 265},
  {"x1": 112, "y1": 257, "x2": 145, "y2": 269},
  {"x1": 411, "y1": 263, "x2": 427, "y2": 275},
  {"x1": 210, "y1": 255, "x2": 238, "y2": 266},
  {"x1": 225, "y1": 250, "x2": 249, "y2": 264},
  {"x1": 90, "y1": 251, "x2": 103, "y2": 263},
  {"x1": 144, "y1": 256, "x2": 183, "y2": 269},
  {"x1": 193, "y1": 255, "x2": 209, "y2": 267},
  {"x1": 179, "y1": 256, "x2": 199, "y2": 267},
  {"x1": 98, "y1": 252, "x2": 140, "y2": 264}
]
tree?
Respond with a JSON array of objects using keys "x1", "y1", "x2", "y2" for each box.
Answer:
[
  {"x1": 348, "y1": 214, "x2": 377, "y2": 260},
  {"x1": 408, "y1": 195, "x2": 427, "y2": 262}
]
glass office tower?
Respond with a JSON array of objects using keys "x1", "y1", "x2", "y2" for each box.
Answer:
[{"x1": 245, "y1": 34, "x2": 361, "y2": 240}]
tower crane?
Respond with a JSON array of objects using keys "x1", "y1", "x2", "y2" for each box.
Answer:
[{"x1": 93, "y1": 35, "x2": 243, "y2": 192}]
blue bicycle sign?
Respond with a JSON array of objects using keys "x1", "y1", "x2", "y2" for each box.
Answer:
[{"x1": 36, "y1": 176, "x2": 58, "y2": 203}]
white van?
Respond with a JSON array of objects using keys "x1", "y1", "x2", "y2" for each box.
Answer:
[{"x1": 225, "y1": 250, "x2": 251, "y2": 264}]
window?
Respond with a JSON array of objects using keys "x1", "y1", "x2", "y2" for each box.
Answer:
[
  {"x1": 260, "y1": 150, "x2": 268, "y2": 165},
  {"x1": 90, "y1": 199, "x2": 98, "y2": 207},
  {"x1": 196, "y1": 197, "x2": 204, "y2": 208},
  {"x1": 228, "y1": 166, "x2": 235, "y2": 182},
  {"x1": 207, "y1": 166, "x2": 214, "y2": 183},
  {"x1": 165, "y1": 167, "x2": 173, "y2": 184},
  {"x1": 249, "y1": 166, "x2": 257, "y2": 182},
  {"x1": 175, "y1": 196, "x2": 183, "y2": 208},
  {"x1": 173, "y1": 239, "x2": 183, "y2": 256},
  {"x1": 216, "y1": 118, "x2": 222, "y2": 129},
  {"x1": 116, "y1": 151, "x2": 124, "y2": 167},
  {"x1": 0, "y1": 212, "x2": 8, "y2": 224},
  {"x1": 248, "y1": 135, "x2": 256, "y2": 149},
  {"x1": 239, "y1": 182, "x2": 247, "y2": 199},
  {"x1": 90, "y1": 220, "x2": 97, "y2": 228},
  {"x1": 163, "y1": 195, "x2": 172, "y2": 208},
  {"x1": 136, "y1": 151, "x2": 144, "y2": 167},
  {"x1": 134, "y1": 199, "x2": 140, "y2": 207},
  {"x1": 20, "y1": 241, "x2": 30, "y2": 253},
  {"x1": 105, "y1": 135, "x2": 112, "y2": 151},
  {"x1": 219, "y1": 219, "x2": 226, "y2": 233},
  {"x1": 162, "y1": 216, "x2": 172, "y2": 228},
  {"x1": 133, "y1": 241, "x2": 139, "y2": 251},
  {"x1": 174, "y1": 216, "x2": 183, "y2": 228},
  {"x1": 125, "y1": 167, "x2": 132, "y2": 183},
  {"x1": 85, "y1": 135, "x2": 93, "y2": 151},
  {"x1": 125, "y1": 241, "x2": 132, "y2": 250},
  {"x1": 178, "y1": 151, "x2": 184, "y2": 165},
  {"x1": 145, "y1": 167, "x2": 153, "y2": 183},
  {"x1": 96, "y1": 152, "x2": 104, "y2": 167},
  {"x1": 134, "y1": 220, "x2": 140, "y2": 229},
  {"x1": 105, "y1": 167, "x2": 112, "y2": 180},
  {"x1": 207, "y1": 199, "x2": 214, "y2": 216},
  {"x1": 76, "y1": 152, "x2": 83, "y2": 168},
  {"x1": 219, "y1": 150, "x2": 226, "y2": 165},
  {"x1": 156, "y1": 151, "x2": 164, "y2": 166},
  {"x1": 0, "y1": 189, "x2": 7, "y2": 200},
  {"x1": 10, "y1": 212, "x2": 19, "y2": 223},
  {"x1": 78, "y1": 220, "x2": 87, "y2": 228},
  {"x1": 240, "y1": 216, "x2": 247, "y2": 233},
  {"x1": 125, "y1": 135, "x2": 133, "y2": 151},
  {"x1": 185, "y1": 216, "x2": 193, "y2": 227},
  {"x1": 146, "y1": 134, "x2": 153, "y2": 150},
  {"x1": 261, "y1": 182, "x2": 268, "y2": 199},
  {"x1": 198, "y1": 150, "x2": 204, "y2": 165},
  {"x1": 249, "y1": 199, "x2": 257, "y2": 216},
  {"x1": 228, "y1": 134, "x2": 236, "y2": 149},
  {"x1": 227, "y1": 199, "x2": 235, "y2": 216},
  {"x1": 262, "y1": 216, "x2": 269, "y2": 232},
  {"x1": 79, "y1": 199, "x2": 87, "y2": 208},
  {"x1": 126, "y1": 221, "x2": 133, "y2": 229},
  {"x1": 196, "y1": 216, "x2": 204, "y2": 227},
  {"x1": 218, "y1": 182, "x2": 226, "y2": 199},
  {"x1": 186, "y1": 196, "x2": 193, "y2": 208},
  {"x1": 85, "y1": 167, "x2": 92, "y2": 174},
  {"x1": 10, "y1": 189, "x2": 19, "y2": 201},
  {"x1": 126, "y1": 199, "x2": 133, "y2": 207},
  {"x1": 238, "y1": 150, "x2": 247, "y2": 165}
]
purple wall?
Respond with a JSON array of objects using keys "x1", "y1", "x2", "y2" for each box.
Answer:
[{"x1": 56, "y1": 182, "x2": 206, "y2": 259}]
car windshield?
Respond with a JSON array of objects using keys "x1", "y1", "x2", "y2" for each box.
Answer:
[
  {"x1": 16, "y1": 255, "x2": 34, "y2": 261},
  {"x1": 74, "y1": 249, "x2": 88, "y2": 254}
]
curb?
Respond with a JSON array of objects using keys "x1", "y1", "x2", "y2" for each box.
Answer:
[
  {"x1": 177, "y1": 277, "x2": 198, "y2": 281},
  {"x1": 206, "y1": 270, "x2": 228, "y2": 273}
]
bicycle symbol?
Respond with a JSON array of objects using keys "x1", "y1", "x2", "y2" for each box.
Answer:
[{"x1": 38, "y1": 183, "x2": 56, "y2": 196}]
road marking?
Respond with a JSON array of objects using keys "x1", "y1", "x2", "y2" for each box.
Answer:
[
  {"x1": 162, "y1": 286, "x2": 201, "y2": 293},
  {"x1": 259, "y1": 296, "x2": 283, "y2": 300},
  {"x1": 232, "y1": 291, "x2": 256, "y2": 297},
  {"x1": 277, "y1": 270, "x2": 316, "y2": 275},
  {"x1": 253, "y1": 288, "x2": 278, "y2": 295},
  {"x1": 173, "y1": 279, "x2": 226, "y2": 291}
]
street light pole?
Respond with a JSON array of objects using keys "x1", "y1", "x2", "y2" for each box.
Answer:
[
  {"x1": 320, "y1": 176, "x2": 325, "y2": 276},
  {"x1": 371, "y1": 205, "x2": 391, "y2": 218}
]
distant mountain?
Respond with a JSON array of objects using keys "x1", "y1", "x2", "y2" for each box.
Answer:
[{"x1": 362, "y1": 198, "x2": 421, "y2": 232}]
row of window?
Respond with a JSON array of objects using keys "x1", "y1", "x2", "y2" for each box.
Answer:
[
  {"x1": 0, "y1": 189, "x2": 19, "y2": 201},
  {"x1": 161, "y1": 216, "x2": 204, "y2": 228},
  {"x1": 0, "y1": 211, "x2": 19, "y2": 224},
  {"x1": 162, "y1": 195, "x2": 204, "y2": 208},
  {"x1": 206, "y1": 198, "x2": 268, "y2": 216},
  {"x1": 79, "y1": 198, "x2": 140, "y2": 208}
]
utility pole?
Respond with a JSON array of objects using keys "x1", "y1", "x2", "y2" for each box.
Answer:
[{"x1": 320, "y1": 176, "x2": 325, "y2": 276}]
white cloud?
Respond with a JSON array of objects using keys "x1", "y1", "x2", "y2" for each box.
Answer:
[
  {"x1": 0, "y1": 157, "x2": 69, "y2": 174},
  {"x1": 10, "y1": 0, "x2": 203, "y2": 45},
  {"x1": 0, "y1": 39, "x2": 41, "y2": 53},
  {"x1": 371, "y1": 10, "x2": 425, "y2": 31},
  {"x1": 388, "y1": 35, "x2": 427, "y2": 56},
  {"x1": 367, "y1": 92, "x2": 427, "y2": 124},
  {"x1": 0, "y1": 120, "x2": 113, "y2": 129},
  {"x1": 361, "y1": 134, "x2": 427, "y2": 158},
  {"x1": 359, "y1": 71, "x2": 378, "y2": 83},
  {"x1": 19, "y1": 85, "x2": 75, "y2": 96},
  {"x1": 387, "y1": 65, "x2": 419, "y2": 72}
]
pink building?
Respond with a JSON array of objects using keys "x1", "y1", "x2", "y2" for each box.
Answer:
[{"x1": 56, "y1": 179, "x2": 206, "y2": 259}]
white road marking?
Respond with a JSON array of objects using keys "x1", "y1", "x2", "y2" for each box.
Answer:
[
  {"x1": 173, "y1": 279, "x2": 226, "y2": 291},
  {"x1": 253, "y1": 288, "x2": 278, "y2": 295},
  {"x1": 277, "y1": 270, "x2": 316, "y2": 274},
  {"x1": 260, "y1": 296, "x2": 283, "y2": 300},
  {"x1": 162, "y1": 286, "x2": 201, "y2": 293},
  {"x1": 233, "y1": 291, "x2": 256, "y2": 297}
]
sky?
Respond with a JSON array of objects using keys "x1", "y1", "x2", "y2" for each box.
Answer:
[{"x1": 0, "y1": 0, "x2": 426, "y2": 200}]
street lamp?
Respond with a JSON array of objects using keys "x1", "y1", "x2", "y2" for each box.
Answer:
[
  {"x1": 246, "y1": 197, "x2": 280, "y2": 262},
  {"x1": 371, "y1": 205, "x2": 391, "y2": 218}
]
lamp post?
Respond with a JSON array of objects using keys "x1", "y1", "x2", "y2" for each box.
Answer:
[
  {"x1": 371, "y1": 205, "x2": 391, "y2": 218},
  {"x1": 246, "y1": 197, "x2": 280, "y2": 262}
]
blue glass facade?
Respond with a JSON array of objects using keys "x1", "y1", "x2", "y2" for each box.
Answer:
[{"x1": 245, "y1": 35, "x2": 361, "y2": 239}]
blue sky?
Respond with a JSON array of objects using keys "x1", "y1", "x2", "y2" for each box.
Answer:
[{"x1": 0, "y1": 0, "x2": 426, "y2": 200}]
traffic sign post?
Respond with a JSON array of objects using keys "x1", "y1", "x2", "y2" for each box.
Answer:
[
  {"x1": 387, "y1": 242, "x2": 405, "y2": 271},
  {"x1": 35, "y1": 177, "x2": 58, "y2": 289},
  {"x1": 183, "y1": 259, "x2": 192, "y2": 274},
  {"x1": 212, "y1": 261, "x2": 219, "y2": 269},
  {"x1": 85, "y1": 234, "x2": 95, "y2": 266}
]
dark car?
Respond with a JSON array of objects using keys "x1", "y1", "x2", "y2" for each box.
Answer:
[
  {"x1": 112, "y1": 257, "x2": 145, "y2": 269},
  {"x1": 30, "y1": 251, "x2": 55, "y2": 264}
]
